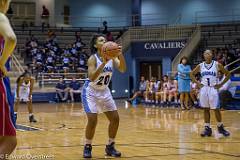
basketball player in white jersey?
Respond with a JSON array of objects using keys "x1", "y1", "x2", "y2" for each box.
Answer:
[
  {"x1": 82, "y1": 34, "x2": 126, "y2": 158},
  {"x1": 190, "y1": 50, "x2": 230, "y2": 137},
  {"x1": 14, "y1": 72, "x2": 37, "y2": 123}
]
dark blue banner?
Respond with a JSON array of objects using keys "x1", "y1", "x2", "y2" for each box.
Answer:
[{"x1": 132, "y1": 39, "x2": 187, "y2": 58}]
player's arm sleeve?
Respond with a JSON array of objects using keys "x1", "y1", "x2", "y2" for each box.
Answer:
[{"x1": 0, "y1": 14, "x2": 17, "y2": 65}]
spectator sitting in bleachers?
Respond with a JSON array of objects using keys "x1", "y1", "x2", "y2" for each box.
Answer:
[
  {"x1": 45, "y1": 51, "x2": 56, "y2": 73},
  {"x1": 75, "y1": 37, "x2": 86, "y2": 51},
  {"x1": 127, "y1": 76, "x2": 147, "y2": 102},
  {"x1": 33, "y1": 49, "x2": 45, "y2": 73},
  {"x1": 77, "y1": 53, "x2": 87, "y2": 72},
  {"x1": 70, "y1": 44, "x2": 78, "y2": 57},
  {"x1": 63, "y1": 44, "x2": 72, "y2": 56},
  {"x1": 24, "y1": 32, "x2": 89, "y2": 75},
  {"x1": 25, "y1": 35, "x2": 39, "y2": 59},
  {"x1": 62, "y1": 54, "x2": 71, "y2": 73},
  {"x1": 69, "y1": 77, "x2": 82, "y2": 102},
  {"x1": 55, "y1": 77, "x2": 68, "y2": 102}
]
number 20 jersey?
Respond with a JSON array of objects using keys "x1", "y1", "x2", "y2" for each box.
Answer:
[
  {"x1": 200, "y1": 60, "x2": 218, "y2": 87},
  {"x1": 89, "y1": 54, "x2": 113, "y2": 90}
]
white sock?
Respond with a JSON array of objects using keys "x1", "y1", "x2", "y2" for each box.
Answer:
[
  {"x1": 85, "y1": 139, "x2": 92, "y2": 145},
  {"x1": 174, "y1": 99, "x2": 177, "y2": 103},
  {"x1": 217, "y1": 122, "x2": 223, "y2": 127},
  {"x1": 29, "y1": 113, "x2": 33, "y2": 117},
  {"x1": 155, "y1": 100, "x2": 158, "y2": 104},
  {"x1": 14, "y1": 112, "x2": 17, "y2": 115},
  {"x1": 108, "y1": 138, "x2": 115, "y2": 145},
  {"x1": 205, "y1": 123, "x2": 210, "y2": 127}
]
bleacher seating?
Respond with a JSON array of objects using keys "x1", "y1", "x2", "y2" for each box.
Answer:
[{"x1": 192, "y1": 23, "x2": 240, "y2": 65}]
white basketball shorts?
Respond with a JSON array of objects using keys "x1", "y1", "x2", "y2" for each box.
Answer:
[
  {"x1": 15, "y1": 88, "x2": 31, "y2": 102},
  {"x1": 199, "y1": 86, "x2": 220, "y2": 109},
  {"x1": 81, "y1": 81, "x2": 117, "y2": 113}
]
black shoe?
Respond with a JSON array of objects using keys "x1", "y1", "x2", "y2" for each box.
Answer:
[
  {"x1": 83, "y1": 144, "x2": 92, "y2": 158},
  {"x1": 200, "y1": 126, "x2": 212, "y2": 137},
  {"x1": 105, "y1": 142, "x2": 121, "y2": 157},
  {"x1": 29, "y1": 115, "x2": 37, "y2": 123},
  {"x1": 218, "y1": 124, "x2": 230, "y2": 137}
]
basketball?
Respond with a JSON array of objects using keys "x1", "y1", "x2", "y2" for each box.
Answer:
[{"x1": 101, "y1": 41, "x2": 121, "y2": 58}]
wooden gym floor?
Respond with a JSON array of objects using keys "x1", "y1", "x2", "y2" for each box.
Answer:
[{"x1": 12, "y1": 100, "x2": 240, "y2": 160}]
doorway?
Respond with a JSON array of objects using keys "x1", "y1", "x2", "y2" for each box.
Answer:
[{"x1": 140, "y1": 61, "x2": 162, "y2": 80}]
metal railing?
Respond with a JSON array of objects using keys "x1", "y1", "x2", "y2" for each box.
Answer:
[
  {"x1": 10, "y1": 53, "x2": 25, "y2": 76},
  {"x1": 195, "y1": 8, "x2": 240, "y2": 24},
  {"x1": 118, "y1": 25, "x2": 197, "y2": 53},
  {"x1": 38, "y1": 72, "x2": 88, "y2": 88},
  {"x1": 171, "y1": 25, "x2": 201, "y2": 71},
  {"x1": 8, "y1": 13, "x2": 182, "y2": 28},
  {"x1": 225, "y1": 58, "x2": 240, "y2": 73}
]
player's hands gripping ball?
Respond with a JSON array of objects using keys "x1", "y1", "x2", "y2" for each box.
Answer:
[{"x1": 101, "y1": 41, "x2": 122, "y2": 60}]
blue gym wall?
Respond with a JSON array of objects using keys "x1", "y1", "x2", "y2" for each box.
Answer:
[
  {"x1": 111, "y1": 47, "x2": 133, "y2": 98},
  {"x1": 141, "y1": 0, "x2": 240, "y2": 24},
  {"x1": 69, "y1": 0, "x2": 240, "y2": 27},
  {"x1": 69, "y1": 0, "x2": 132, "y2": 27}
]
